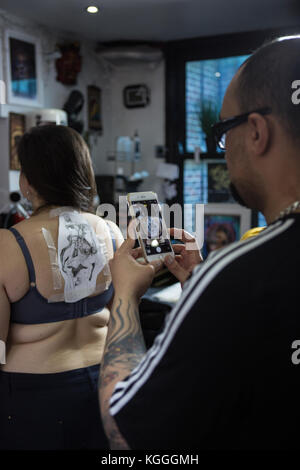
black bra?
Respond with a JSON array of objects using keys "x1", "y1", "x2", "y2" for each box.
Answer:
[{"x1": 9, "y1": 226, "x2": 116, "y2": 325}]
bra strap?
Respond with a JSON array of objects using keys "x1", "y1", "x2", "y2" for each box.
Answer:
[{"x1": 9, "y1": 227, "x2": 36, "y2": 283}]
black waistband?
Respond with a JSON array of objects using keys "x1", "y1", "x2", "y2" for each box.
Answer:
[{"x1": 0, "y1": 363, "x2": 100, "y2": 388}]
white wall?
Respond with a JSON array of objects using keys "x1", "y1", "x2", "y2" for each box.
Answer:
[
  {"x1": 0, "y1": 7, "x2": 165, "y2": 210},
  {"x1": 108, "y1": 61, "x2": 165, "y2": 199}
]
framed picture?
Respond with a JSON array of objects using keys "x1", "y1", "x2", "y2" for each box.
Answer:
[
  {"x1": 207, "y1": 161, "x2": 233, "y2": 203},
  {"x1": 9, "y1": 112, "x2": 25, "y2": 170},
  {"x1": 202, "y1": 203, "x2": 251, "y2": 258},
  {"x1": 87, "y1": 85, "x2": 102, "y2": 132},
  {"x1": 123, "y1": 84, "x2": 150, "y2": 108},
  {"x1": 5, "y1": 30, "x2": 43, "y2": 106}
]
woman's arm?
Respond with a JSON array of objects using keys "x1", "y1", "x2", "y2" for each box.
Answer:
[
  {"x1": 0, "y1": 231, "x2": 11, "y2": 363},
  {"x1": 102, "y1": 219, "x2": 124, "y2": 311},
  {"x1": 0, "y1": 285, "x2": 10, "y2": 364}
]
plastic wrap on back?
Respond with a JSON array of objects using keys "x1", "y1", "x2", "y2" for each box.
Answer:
[
  {"x1": 41, "y1": 228, "x2": 63, "y2": 291},
  {"x1": 45, "y1": 208, "x2": 112, "y2": 303}
]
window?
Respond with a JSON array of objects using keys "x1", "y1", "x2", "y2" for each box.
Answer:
[
  {"x1": 257, "y1": 212, "x2": 267, "y2": 227},
  {"x1": 185, "y1": 54, "x2": 249, "y2": 153}
]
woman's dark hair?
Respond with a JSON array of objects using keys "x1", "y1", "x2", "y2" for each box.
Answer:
[{"x1": 18, "y1": 125, "x2": 97, "y2": 212}]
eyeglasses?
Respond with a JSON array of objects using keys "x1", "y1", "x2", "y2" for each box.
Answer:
[{"x1": 212, "y1": 107, "x2": 272, "y2": 150}]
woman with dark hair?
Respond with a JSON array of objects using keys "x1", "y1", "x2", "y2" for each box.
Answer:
[{"x1": 0, "y1": 125, "x2": 123, "y2": 450}]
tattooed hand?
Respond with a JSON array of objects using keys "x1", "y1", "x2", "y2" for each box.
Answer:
[{"x1": 109, "y1": 237, "x2": 163, "y2": 301}]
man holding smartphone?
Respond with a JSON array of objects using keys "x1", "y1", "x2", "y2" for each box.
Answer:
[{"x1": 98, "y1": 36, "x2": 300, "y2": 449}]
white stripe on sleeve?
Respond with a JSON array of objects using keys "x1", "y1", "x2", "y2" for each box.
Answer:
[{"x1": 110, "y1": 219, "x2": 293, "y2": 416}]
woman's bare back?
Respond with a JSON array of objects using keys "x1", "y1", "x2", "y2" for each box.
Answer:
[{"x1": 0, "y1": 210, "x2": 123, "y2": 373}]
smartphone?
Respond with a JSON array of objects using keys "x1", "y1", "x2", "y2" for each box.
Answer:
[{"x1": 127, "y1": 191, "x2": 175, "y2": 263}]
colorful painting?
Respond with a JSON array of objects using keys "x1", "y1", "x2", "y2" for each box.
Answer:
[
  {"x1": 9, "y1": 112, "x2": 25, "y2": 171},
  {"x1": 87, "y1": 85, "x2": 102, "y2": 132},
  {"x1": 202, "y1": 203, "x2": 251, "y2": 259},
  {"x1": 203, "y1": 214, "x2": 240, "y2": 258},
  {"x1": 207, "y1": 162, "x2": 233, "y2": 203},
  {"x1": 5, "y1": 30, "x2": 43, "y2": 106}
]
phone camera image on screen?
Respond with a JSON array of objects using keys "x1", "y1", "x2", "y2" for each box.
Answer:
[{"x1": 131, "y1": 199, "x2": 172, "y2": 256}]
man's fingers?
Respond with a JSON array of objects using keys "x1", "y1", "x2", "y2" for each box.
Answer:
[
  {"x1": 169, "y1": 228, "x2": 196, "y2": 243},
  {"x1": 117, "y1": 236, "x2": 136, "y2": 254},
  {"x1": 149, "y1": 259, "x2": 164, "y2": 274},
  {"x1": 137, "y1": 258, "x2": 147, "y2": 265},
  {"x1": 127, "y1": 219, "x2": 139, "y2": 241},
  {"x1": 164, "y1": 254, "x2": 189, "y2": 284},
  {"x1": 169, "y1": 228, "x2": 200, "y2": 252},
  {"x1": 132, "y1": 246, "x2": 143, "y2": 259},
  {"x1": 172, "y1": 244, "x2": 186, "y2": 254}
]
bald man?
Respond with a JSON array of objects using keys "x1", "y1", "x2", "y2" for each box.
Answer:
[{"x1": 98, "y1": 36, "x2": 300, "y2": 450}]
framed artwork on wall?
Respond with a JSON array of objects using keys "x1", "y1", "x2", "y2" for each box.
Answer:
[
  {"x1": 202, "y1": 203, "x2": 251, "y2": 259},
  {"x1": 207, "y1": 161, "x2": 233, "y2": 203},
  {"x1": 123, "y1": 84, "x2": 150, "y2": 108},
  {"x1": 87, "y1": 85, "x2": 102, "y2": 132},
  {"x1": 5, "y1": 30, "x2": 43, "y2": 107},
  {"x1": 9, "y1": 112, "x2": 25, "y2": 170}
]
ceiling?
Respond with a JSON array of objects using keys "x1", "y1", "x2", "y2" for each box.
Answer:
[{"x1": 1, "y1": 0, "x2": 300, "y2": 43}]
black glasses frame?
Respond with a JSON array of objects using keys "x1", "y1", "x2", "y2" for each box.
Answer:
[{"x1": 212, "y1": 107, "x2": 272, "y2": 150}]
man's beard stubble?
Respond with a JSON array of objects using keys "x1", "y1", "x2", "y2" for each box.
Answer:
[{"x1": 229, "y1": 182, "x2": 250, "y2": 208}]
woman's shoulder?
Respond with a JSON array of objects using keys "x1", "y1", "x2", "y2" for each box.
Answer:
[
  {"x1": 0, "y1": 225, "x2": 25, "y2": 244},
  {"x1": 82, "y1": 213, "x2": 124, "y2": 248},
  {"x1": 0, "y1": 226, "x2": 25, "y2": 268},
  {"x1": 0, "y1": 219, "x2": 47, "y2": 253},
  {"x1": 0, "y1": 227, "x2": 12, "y2": 247}
]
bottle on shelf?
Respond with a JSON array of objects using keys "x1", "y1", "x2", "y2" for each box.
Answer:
[
  {"x1": 115, "y1": 167, "x2": 126, "y2": 191},
  {"x1": 133, "y1": 130, "x2": 141, "y2": 162}
]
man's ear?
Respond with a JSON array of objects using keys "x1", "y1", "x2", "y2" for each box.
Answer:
[{"x1": 246, "y1": 113, "x2": 270, "y2": 156}]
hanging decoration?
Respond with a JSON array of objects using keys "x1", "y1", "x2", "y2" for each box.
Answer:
[{"x1": 56, "y1": 42, "x2": 82, "y2": 85}]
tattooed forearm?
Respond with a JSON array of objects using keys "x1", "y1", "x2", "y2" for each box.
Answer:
[
  {"x1": 102, "y1": 412, "x2": 130, "y2": 450},
  {"x1": 98, "y1": 296, "x2": 146, "y2": 449},
  {"x1": 102, "y1": 297, "x2": 146, "y2": 379},
  {"x1": 98, "y1": 370, "x2": 119, "y2": 388},
  {"x1": 108, "y1": 298, "x2": 142, "y2": 347}
]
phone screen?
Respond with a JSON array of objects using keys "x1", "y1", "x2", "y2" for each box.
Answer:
[{"x1": 130, "y1": 199, "x2": 173, "y2": 257}]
